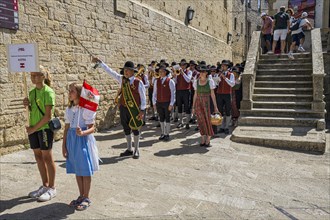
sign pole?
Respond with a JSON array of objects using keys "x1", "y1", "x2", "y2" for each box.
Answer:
[{"x1": 23, "y1": 72, "x2": 29, "y2": 127}]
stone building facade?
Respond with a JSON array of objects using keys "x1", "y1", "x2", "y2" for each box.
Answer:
[{"x1": 0, "y1": 0, "x2": 235, "y2": 151}]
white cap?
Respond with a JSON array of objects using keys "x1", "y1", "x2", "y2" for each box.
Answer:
[
  {"x1": 261, "y1": 12, "x2": 267, "y2": 17},
  {"x1": 302, "y1": 12, "x2": 308, "y2": 18}
]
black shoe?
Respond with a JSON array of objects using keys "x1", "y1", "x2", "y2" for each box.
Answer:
[
  {"x1": 120, "y1": 149, "x2": 133, "y2": 157},
  {"x1": 149, "y1": 116, "x2": 156, "y2": 121},
  {"x1": 155, "y1": 117, "x2": 159, "y2": 121},
  {"x1": 205, "y1": 142, "x2": 212, "y2": 147},
  {"x1": 164, "y1": 135, "x2": 170, "y2": 141},
  {"x1": 189, "y1": 119, "x2": 194, "y2": 123},
  {"x1": 156, "y1": 123, "x2": 161, "y2": 127},
  {"x1": 174, "y1": 118, "x2": 178, "y2": 122},
  {"x1": 195, "y1": 127, "x2": 199, "y2": 131},
  {"x1": 159, "y1": 134, "x2": 165, "y2": 140},
  {"x1": 224, "y1": 129, "x2": 230, "y2": 134},
  {"x1": 191, "y1": 119, "x2": 196, "y2": 124},
  {"x1": 177, "y1": 123, "x2": 183, "y2": 128},
  {"x1": 185, "y1": 124, "x2": 190, "y2": 129},
  {"x1": 199, "y1": 143, "x2": 205, "y2": 147},
  {"x1": 142, "y1": 121, "x2": 146, "y2": 126},
  {"x1": 133, "y1": 150, "x2": 139, "y2": 159},
  {"x1": 219, "y1": 128, "x2": 225, "y2": 133}
]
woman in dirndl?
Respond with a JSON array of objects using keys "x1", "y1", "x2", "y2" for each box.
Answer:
[
  {"x1": 192, "y1": 65, "x2": 219, "y2": 147},
  {"x1": 62, "y1": 83, "x2": 100, "y2": 211}
]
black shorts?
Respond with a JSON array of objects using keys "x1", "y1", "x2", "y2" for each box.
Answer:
[{"x1": 28, "y1": 129, "x2": 54, "y2": 150}]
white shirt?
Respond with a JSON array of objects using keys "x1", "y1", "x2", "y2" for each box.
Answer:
[
  {"x1": 153, "y1": 76, "x2": 176, "y2": 106},
  {"x1": 64, "y1": 106, "x2": 96, "y2": 128},
  {"x1": 193, "y1": 78, "x2": 216, "y2": 90},
  {"x1": 291, "y1": 18, "x2": 309, "y2": 35},
  {"x1": 142, "y1": 74, "x2": 150, "y2": 89},
  {"x1": 219, "y1": 71, "x2": 235, "y2": 87},
  {"x1": 100, "y1": 62, "x2": 146, "y2": 110},
  {"x1": 173, "y1": 69, "x2": 192, "y2": 84}
]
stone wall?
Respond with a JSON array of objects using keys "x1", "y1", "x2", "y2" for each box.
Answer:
[{"x1": 0, "y1": 0, "x2": 233, "y2": 149}]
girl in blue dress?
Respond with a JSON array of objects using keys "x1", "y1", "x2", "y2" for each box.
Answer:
[{"x1": 62, "y1": 83, "x2": 99, "y2": 211}]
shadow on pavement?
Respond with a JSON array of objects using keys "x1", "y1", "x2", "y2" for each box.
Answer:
[
  {"x1": 0, "y1": 196, "x2": 35, "y2": 213},
  {"x1": 99, "y1": 156, "x2": 131, "y2": 165},
  {"x1": 0, "y1": 202, "x2": 74, "y2": 220},
  {"x1": 154, "y1": 145, "x2": 209, "y2": 157}
]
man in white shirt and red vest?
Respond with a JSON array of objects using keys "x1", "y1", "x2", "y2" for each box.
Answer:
[
  {"x1": 92, "y1": 57, "x2": 146, "y2": 159},
  {"x1": 137, "y1": 64, "x2": 150, "y2": 126},
  {"x1": 173, "y1": 59, "x2": 192, "y2": 129},
  {"x1": 153, "y1": 64, "x2": 176, "y2": 141},
  {"x1": 189, "y1": 60, "x2": 199, "y2": 124},
  {"x1": 216, "y1": 60, "x2": 235, "y2": 134}
]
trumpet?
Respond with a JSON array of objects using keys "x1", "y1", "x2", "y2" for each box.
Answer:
[{"x1": 135, "y1": 65, "x2": 145, "y2": 80}]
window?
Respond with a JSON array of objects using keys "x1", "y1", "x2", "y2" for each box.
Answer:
[{"x1": 234, "y1": 18, "x2": 237, "y2": 30}]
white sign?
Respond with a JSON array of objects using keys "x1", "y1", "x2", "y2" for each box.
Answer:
[{"x1": 6, "y1": 43, "x2": 39, "y2": 72}]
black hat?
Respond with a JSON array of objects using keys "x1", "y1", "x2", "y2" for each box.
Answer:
[
  {"x1": 189, "y1": 60, "x2": 197, "y2": 66},
  {"x1": 210, "y1": 65, "x2": 217, "y2": 71},
  {"x1": 197, "y1": 64, "x2": 209, "y2": 72},
  {"x1": 180, "y1": 59, "x2": 188, "y2": 65},
  {"x1": 221, "y1": 60, "x2": 231, "y2": 66},
  {"x1": 170, "y1": 61, "x2": 177, "y2": 67},
  {"x1": 156, "y1": 64, "x2": 170, "y2": 75},
  {"x1": 157, "y1": 62, "x2": 169, "y2": 68},
  {"x1": 121, "y1": 61, "x2": 137, "y2": 72},
  {"x1": 200, "y1": 60, "x2": 206, "y2": 65},
  {"x1": 160, "y1": 59, "x2": 166, "y2": 64},
  {"x1": 232, "y1": 66, "x2": 240, "y2": 72}
]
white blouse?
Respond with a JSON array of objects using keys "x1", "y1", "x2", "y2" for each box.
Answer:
[
  {"x1": 64, "y1": 106, "x2": 96, "y2": 128},
  {"x1": 193, "y1": 79, "x2": 216, "y2": 91}
]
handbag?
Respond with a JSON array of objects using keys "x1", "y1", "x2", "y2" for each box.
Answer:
[{"x1": 34, "y1": 89, "x2": 61, "y2": 132}]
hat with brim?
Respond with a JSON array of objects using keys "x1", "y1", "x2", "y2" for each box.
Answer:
[
  {"x1": 121, "y1": 61, "x2": 137, "y2": 72},
  {"x1": 156, "y1": 64, "x2": 170, "y2": 75},
  {"x1": 209, "y1": 65, "x2": 217, "y2": 71},
  {"x1": 197, "y1": 64, "x2": 209, "y2": 72},
  {"x1": 170, "y1": 61, "x2": 177, "y2": 67},
  {"x1": 180, "y1": 59, "x2": 188, "y2": 66},
  {"x1": 189, "y1": 60, "x2": 197, "y2": 66},
  {"x1": 221, "y1": 60, "x2": 231, "y2": 66}
]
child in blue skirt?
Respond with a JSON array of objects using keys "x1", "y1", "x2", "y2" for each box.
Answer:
[{"x1": 62, "y1": 83, "x2": 99, "y2": 211}]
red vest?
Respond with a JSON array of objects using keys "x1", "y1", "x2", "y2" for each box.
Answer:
[
  {"x1": 120, "y1": 79, "x2": 141, "y2": 107},
  {"x1": 141, "y1": 74, "x2": 146, "y2": 85},
  {"x1": 217, "y1": 72, "x2": 233, "y2": 94},
  {"x1": 177, "y1": 69, "x2": 191, "y2": 90},
  {"x1": 157, "y1": 77, "x2": 171, "y2": 103}
]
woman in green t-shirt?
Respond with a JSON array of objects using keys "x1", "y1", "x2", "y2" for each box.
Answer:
[{"x1": 23, "y1": 66, "x2": 57, "y2": 202}]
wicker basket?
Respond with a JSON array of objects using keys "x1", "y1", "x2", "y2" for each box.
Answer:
[{"x1": 211, "y1": 114, "x2": 223, "y2": 126}]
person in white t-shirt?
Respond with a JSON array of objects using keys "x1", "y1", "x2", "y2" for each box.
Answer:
[{"x1": 287, "y1": 12, "x2": 313, "y2": 59}]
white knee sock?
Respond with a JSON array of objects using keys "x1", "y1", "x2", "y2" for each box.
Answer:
[
  {"x1": 165, "y1": 123, "x2": 171, "y2": 135},
  {"x1": 178, "y1": 113, "x2": 183, "y2": 124},
  {"x1": 133, "y1": 135, "x2": 140, "y2": 153},
  {"x1": 225, "y1": 116, "x2": 231, "y2": 129},
  {"x1": 125, "y1": 134, "x2": 132, "y2": 151},
  {"x1": 160, "y1": 122, "x2": 165, "y2": 135}
]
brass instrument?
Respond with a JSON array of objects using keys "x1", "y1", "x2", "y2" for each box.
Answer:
[{"x1": 135, "y1": 65, "x2": 145, "y2": 80}]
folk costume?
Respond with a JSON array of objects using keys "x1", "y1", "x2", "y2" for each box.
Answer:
[
  {"x1": 174, "y1": 59, "x2": 192, "y2": 129},
  {"x1": 216, "y1": 60, "x2": 235, "y2": 134},
  {"x1": 100, "y1": 61, "x2": 146, "y2": 159},
  {"x1": 152, "y1": 64, "x2": 176, "y2": 141}
]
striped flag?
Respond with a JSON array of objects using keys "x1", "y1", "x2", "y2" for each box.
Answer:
[{"x1": 79, "y1": 80, "x2": 100, "y2": 112}]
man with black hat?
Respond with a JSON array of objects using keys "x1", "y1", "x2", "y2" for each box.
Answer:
[
  {"x1": 216, "y1": 60, "x2": 235, "y2": 134},
  {"x1": 189, "y1": 60, "x2": 199, "y2": 124},
  {"x1": 153, "y1": 64, "x2": 176, "y2": 141},
  {"x1": 147, "y1": 61, "x2": 157, "y2": 121},
  {"x1": 92, "y1": 57, "x2": 146, "y2": 159},
  {"x1": 173, "y1": 59, "x2": 192, "y2": 129}
]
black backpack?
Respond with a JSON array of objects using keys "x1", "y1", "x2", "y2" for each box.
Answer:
[{"x1": 290, "y1": 18, "x2": 302, "y2": 31}]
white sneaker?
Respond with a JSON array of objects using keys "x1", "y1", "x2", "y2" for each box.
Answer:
[
  {"x1": 288, "y1": 52, "x2": 295, "y2": 59},
  {"x1": 38, "y1": 187, "x2": 57, "y2": 202},
  {"x1": 28, "y1": 186, "x2": 48, "y2": 198},
  {"x1": 267, "y1": 51, "x2": 274, "y2": 55},
  {"x1": 298, "y1": 46, "x2": 305, "y2": 52}
]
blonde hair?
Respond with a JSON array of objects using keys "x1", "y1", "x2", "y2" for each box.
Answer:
[
  {"x1": 39, "y1": 65, "x2": 52, "y2": 87},
  {"x1": 68, "y1": 83, "x2": 82, "y2": 108}
]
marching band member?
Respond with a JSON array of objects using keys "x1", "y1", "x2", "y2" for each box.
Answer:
[
  {"x1": 152, "y1": 64, "x2": 176, "y2": 141},
  {"x1": 188, "y1": 60, "x2": 199, "y2": 124},
  {"x1": 173, "y1": 59, "x2": 192, "y2": 129},
  {"x1": 216, "y1": 60, "x2": 235, "y2": 135},
  {"x1": 92, "y1": 57, "x2": 146, "y2": 159},
  {"x1": 170, "y1": 61, "x2": 179, "y2": 122},
  {"x1": 137, "y1": 64, "x2": 149, "y2": 126},
  {"x1": 147, "y1": 61, "x2": 157, "y2": 121}
]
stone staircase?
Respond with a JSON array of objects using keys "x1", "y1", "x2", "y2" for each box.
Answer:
[{"x1": 231, "y1": 52, "x2": 326, "y2": 153}]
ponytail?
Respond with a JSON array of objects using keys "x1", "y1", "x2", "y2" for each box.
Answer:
[{"x1": 39, "y1": 65, "x2": 52, "y2": 87}]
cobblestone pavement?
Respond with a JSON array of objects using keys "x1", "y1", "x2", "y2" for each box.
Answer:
[{"x1": 1, "y1": 123, "x2": 329, "y2": 219}]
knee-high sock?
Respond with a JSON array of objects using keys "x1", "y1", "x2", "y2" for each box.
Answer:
[
  {"x1": 186, "y1": 114, "x2": 191, "y2": 125},
  {"x1": 133, "y1": 135, "x2": 140, "y2": 153},
  {"x1": 160, "y1": 122, "x2": 165, "y2": 135},
  {"x1": 151, "y1": 107, "x2": 155, "y2": 117},
  {"x1": 178, "y1": 113, "x2": 183, "y2": 124},
  {"x1": 225, "y1": 116, "x2": 231, "y2": 129},
  {"x1": 125, "y1": 134, "x2": 132, "y2": 151},
  {"x1": 220, "y1": 116, "x2": 226, "y2": 129},
  {"x1": 165, "y1": 123, "x2": 171, "y2": 135},
  {"x1": 174, "y1": 106, "x2": 178, "y2": 119}
]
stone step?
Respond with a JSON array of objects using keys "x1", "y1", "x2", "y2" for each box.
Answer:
[
  {"x1": 252, "y1": 94, "x2": 313, "y2": 102},
  {"x1": 254, "y1": 87, "x2": 312, "y2": 95},
  {"x1": 258, "y1": 63, "x2": 312, "y2": 69},
  {"x1": 258, "y1": 58, "x2": 312, "y2": 64},
  {"x1": 253, "y1": 101, "x2": 311, "y2": 109},
  {"x1": 257, "y1": 69, "x2": 312, "y2": 75},
  {"x1": 255, "y1": 81, "x2": 312, "y2": 88},
  {"x1": 231, "y1": 126, "x2": 326, "y2": 153},
  {"x1": 240, "y1": 108, "x2": 325, "y2": 118},
  {"x1": 256, "y1": 75, "x2": 312, "y2": 81},
  {"x1": 238, "y1": 116, "x2": 321, "y2": 127},
  {"x1": 259, "y1": 52, "x2": 311, "y2": 59}
]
